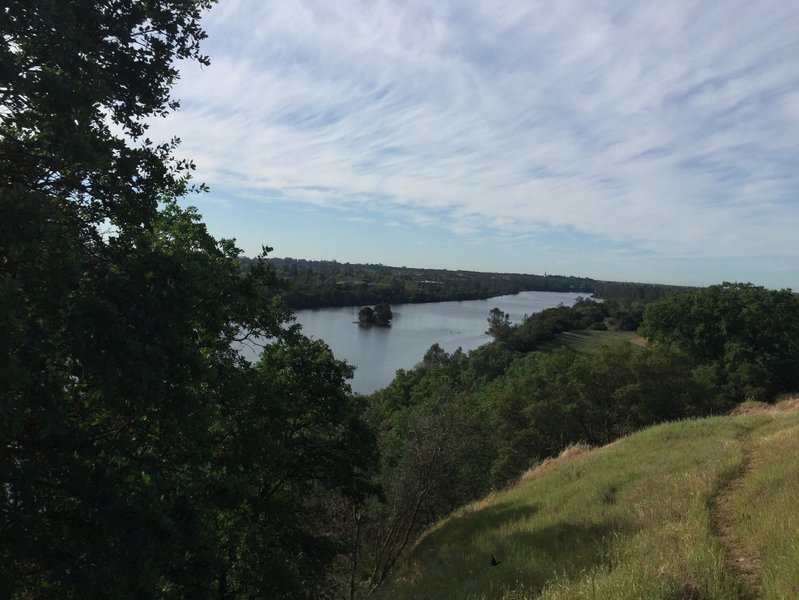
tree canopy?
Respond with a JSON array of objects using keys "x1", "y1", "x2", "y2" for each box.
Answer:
[
  {"x1": 247, "y1": 257, "x2": 691, "y2": 310},
  {"x1": 1, "y1": 2, "x2": 374, "y2": 597},
  {"x1": 358, "y1": 305, "x2": 375, "y2": 323},
  {"x1": 358, "y1": 303, "x2": 392, "y2": 325},
  {"x1": 373, "y1": 302, "x2": 393, "y2": 325},
  {"x1": 639, "y1": 282, "x2": 799, "y2": 402}
]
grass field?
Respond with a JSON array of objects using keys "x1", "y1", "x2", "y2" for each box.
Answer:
[
  {"x1": 540, "y1": 330, "x2": 645, "y2": 354},
  {"x1": 380, "y1": 398, "x2": 799, "y2": 599}
]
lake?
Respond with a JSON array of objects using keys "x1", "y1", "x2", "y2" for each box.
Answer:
[{"x1": 279, "y1": 290, "x2": 585, "y2": 395}]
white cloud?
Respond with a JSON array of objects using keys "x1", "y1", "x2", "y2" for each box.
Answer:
[{"x1": 153, "y1": 0, "x2": 799, "y2": 269}]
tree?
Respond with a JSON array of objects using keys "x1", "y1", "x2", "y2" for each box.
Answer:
[
  {"x1": 374, "y1": 302, "x2": 393, "y2": 325},
  {"x1": 487, "y1": 345, "x2": 713, "y2": 486},
  {"x1": 215, "y1": 335, "x2": 377, "y2": 598},
  {"x1": 358, "y1": 303, "x2": 392, "y2": 326},
  {"x1": 640, "y1": 282, "x2": 799, "y2": 403},
  {"x1": 359, "y1": 372, "x2": 492, "y2": 596},
  {"x1": 1, "y1": 2, "x2": 375, "y2": 597},
  {"x1": 486, "y1": 307, "x2": 512, "y2": 341}
]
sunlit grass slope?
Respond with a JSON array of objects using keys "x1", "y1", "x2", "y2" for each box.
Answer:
[
  {"x1": 723, "y1": 399, "x2": 799, "y2": 599},
  {"x1": 541, "y1": 330, "x2": 645, "y2": 354},
  {"x1": 381, "y1": 399, "x2": 799, "y2": 600}
]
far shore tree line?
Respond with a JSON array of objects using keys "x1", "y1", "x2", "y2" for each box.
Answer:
[{"x1": 239, "y1": 256, "x2": 693, "y2": 309}]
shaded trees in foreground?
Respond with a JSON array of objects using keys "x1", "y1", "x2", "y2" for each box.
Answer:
[{"x1": 1, "y1": 2, "x2": 374, "y2": 598}]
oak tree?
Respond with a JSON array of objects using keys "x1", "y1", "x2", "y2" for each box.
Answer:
[{"x1": 1, "y1": 2, "x2": 374, "y2": 597}]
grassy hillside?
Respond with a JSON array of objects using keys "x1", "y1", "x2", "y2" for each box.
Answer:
[{"x1": 380, "y1": 398, "x2": 799, "y2": 600}]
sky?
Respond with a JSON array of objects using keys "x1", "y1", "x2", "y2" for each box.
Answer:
[{"x1": 150, "y1": 0, "x2": 799, "y2": 289}]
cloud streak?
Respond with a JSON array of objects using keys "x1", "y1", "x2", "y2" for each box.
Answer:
[{"x1": 152, "y1": 0, "x2": 799, "y2": 283}]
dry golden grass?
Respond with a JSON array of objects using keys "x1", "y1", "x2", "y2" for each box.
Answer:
[
  {"x1": 519, "y1": 442, "x2": 593, "y2": 483},
  {"x1": 729, "y1": 394, "x2": 799, "y2": 416}
]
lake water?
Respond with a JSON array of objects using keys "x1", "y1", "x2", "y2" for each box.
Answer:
[{"x1": 281, "y1": 290, "x2": 585, "y2": 395}]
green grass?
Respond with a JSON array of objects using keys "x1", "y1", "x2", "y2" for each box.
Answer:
[
  {"x1": 380, "y1": 400, "x2": 799, "y2": 600},
  {"x1": 723, "y1": 400, "x2": 799, "y2": 599},
  {"x1": 540, "y1": 330, "x2": 645, "y2": 354}
]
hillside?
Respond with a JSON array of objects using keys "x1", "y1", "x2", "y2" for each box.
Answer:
[{"x1": 380, "y1": 398, "x2": 799, "y2": 600}]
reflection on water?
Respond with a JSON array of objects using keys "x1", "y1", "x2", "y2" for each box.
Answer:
[{"x1": 247, "y1": 291, "x2": 586, "y2": 395}]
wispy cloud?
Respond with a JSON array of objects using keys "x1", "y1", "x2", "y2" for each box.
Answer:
[{"x1": 152, "y1": 0, "x2": 799, "y2": 283}]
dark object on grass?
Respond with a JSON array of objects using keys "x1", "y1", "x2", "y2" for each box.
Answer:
[
  {"x1": 490, "y1": 554, "x2": 502, "y2": 566},
  {"x1": 676, "y1": 581, "x2": 702, "y2": 600}
]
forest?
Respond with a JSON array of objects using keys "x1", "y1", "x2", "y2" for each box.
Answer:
[
  {"x1": 242, "y1": 256, "x2": 692, "y2": 309},
  {"x1": 2, "y1": 3, "x2": 798, "y2": 599}
]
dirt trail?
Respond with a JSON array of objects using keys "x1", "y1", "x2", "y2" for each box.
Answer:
[
  {"x1": 712, "y1": 442, "x2": 762, "y2": 599},
  {"x1": 714, "y1": 398, "x2": 799, "y2": 598}
]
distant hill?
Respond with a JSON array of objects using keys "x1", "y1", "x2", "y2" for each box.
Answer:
[
  {"x1": 240, "y1": 256, "x2": 693, "y2": 308},
  {"x1": 380, "y1": 398, "x2": 799, "y2": 600}
]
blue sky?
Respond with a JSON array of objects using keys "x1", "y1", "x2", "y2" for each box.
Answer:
[{"x1": 151, "y1": 0, "x2": 799, "y2": 289}]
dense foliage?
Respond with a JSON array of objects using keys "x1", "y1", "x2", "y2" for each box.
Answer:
[
  {"x1": 640, "y1": 282, "x2": 799, "y2": 403},
  {"x1": 487, "y1": 296, "x2": 647, "y2": 349},
  {"x1": 358, "y1": 303, "x2": 393, "y2": 325},
  {"x1": 1, "y1": 3, "x2": 374, "y2": 598},
  {"x1": 247, "y1": 257, "x2": 596, "y2": 307},
  {"x1": 242, "y1": 257, "x2": 690, "y2": 309}
]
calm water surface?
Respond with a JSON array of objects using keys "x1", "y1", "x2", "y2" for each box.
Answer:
[{"x1": 290, "y1": 291, "x2": 585, "y2": 394}]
